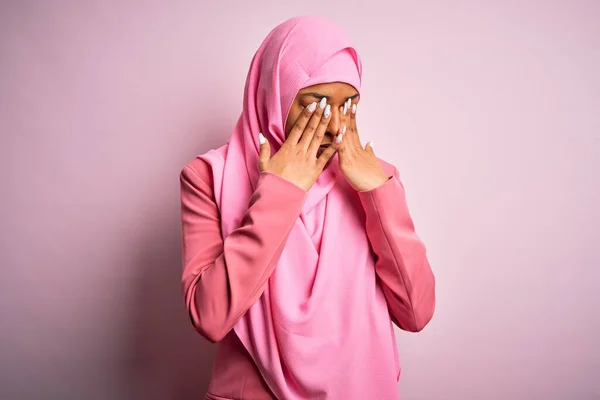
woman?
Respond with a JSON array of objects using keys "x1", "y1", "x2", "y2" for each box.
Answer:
[{"x1": 180, "y1": 15, "x2": 435, "y2": 400}]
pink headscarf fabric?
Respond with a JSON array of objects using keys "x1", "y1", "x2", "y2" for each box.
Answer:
[{"x1": 200, "y1": 16, "x2": 401, "y2": 399}]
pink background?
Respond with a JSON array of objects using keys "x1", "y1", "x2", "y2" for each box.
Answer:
[{"x1": 1, "y1": 1, "x2": 598, "y2": 399}]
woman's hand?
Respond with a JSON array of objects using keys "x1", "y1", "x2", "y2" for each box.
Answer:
[
  {"x1": 335, "y1": 101, "x2": 389, "y2": 191},
  {"x1": 258, "y1": 99, "x2": 340, "y2": 191}
]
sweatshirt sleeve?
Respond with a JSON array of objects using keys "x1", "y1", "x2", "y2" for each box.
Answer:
[
  {"x1": 357, "y1": 167, "x2": 436, "y2": 332},
  {"x1": 180, "y1": 160, "x2": 307, "y2": 343}
]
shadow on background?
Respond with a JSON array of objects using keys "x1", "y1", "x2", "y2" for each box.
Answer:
[
  {"x1": 125, "y1": 131, "x2": 230, "y2": 399},
  {"x1": 125, "y1": 207, "x2": 214, "y2": 399}
]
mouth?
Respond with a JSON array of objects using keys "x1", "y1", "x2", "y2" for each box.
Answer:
[{"x1": 316, "y1": 143, "x2": 331, "y2": 157}]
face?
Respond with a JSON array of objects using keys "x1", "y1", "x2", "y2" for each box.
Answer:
[{"x1": 285, "y1": 82, "x2": 360, "y2": 152}]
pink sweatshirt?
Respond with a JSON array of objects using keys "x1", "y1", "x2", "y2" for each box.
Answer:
[{"x1": 180, "y1": 157, "x2": 435, "y2": 399}]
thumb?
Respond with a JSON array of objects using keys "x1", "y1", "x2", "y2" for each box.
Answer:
[
  {"x1": 258, "y1": 133, "x2": 271, "y2": 171},
  {"x1": 365, "y1": 140, "x2": 375, "y2": 155}
]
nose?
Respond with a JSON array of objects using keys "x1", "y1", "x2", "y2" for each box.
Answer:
[{"x1": 326, "y1": 106, "x2": 342, "y2": 138}]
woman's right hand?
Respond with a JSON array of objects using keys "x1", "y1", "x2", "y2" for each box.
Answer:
[{"x1": 258, "y1": 98, "x2": 341, "y2": 191}]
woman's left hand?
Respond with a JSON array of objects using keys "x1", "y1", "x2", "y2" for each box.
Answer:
[{"x1": 336, "y1": 100, "x2": 389, "y2": 191}]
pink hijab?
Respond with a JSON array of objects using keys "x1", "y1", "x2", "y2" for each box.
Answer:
[{"x1": 200, "y1": 15, "x2": 400, "y2": 399}]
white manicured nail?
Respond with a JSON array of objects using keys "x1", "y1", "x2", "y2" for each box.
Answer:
[
  {"x1": 259, "y1": 133, "x2": 266, "y2": 145},
  {"x1": 341, "y1": 124, "x2": 346, "y2": 135},
  {"x1": 369, "y1": 140, "x2": 374, "y2": 149},
  {"x1": 324, "y1": 104, "x2": 331, "y2": 118},
  {"x1": 307, "y1": 102, "x2": 317, "y2": 112},
  {"x1": 319, "y1": 97, "x2": 327, "y2": 109},
  {"x1": 343, "y1": 103, "x2": 348, "y2": 115},
  {"x1": 335, "y1": 133, "x2": 344, "y2": 143},
  {"x1": 352, "y1": 104, "x2": 357, "y2": 114}
]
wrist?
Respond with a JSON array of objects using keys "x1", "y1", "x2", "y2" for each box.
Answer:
[{"x1": 357, "y1": 175, "x2": 390, "y2": 192}]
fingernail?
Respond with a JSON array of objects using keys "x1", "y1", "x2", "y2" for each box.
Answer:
[
  {"x1": 307, "y1": 102, "x2": 317, "y2": 112},
  {"x1": 335, "y1": 133, "x2": 344, "y2": 143},
  {"x1": 319, "y1": 97, "x2": 327, "y2": 109},
  {"x1": 352, "y1": 104, "x2": 357, "y2": 114},
  {"x1": 324, "y1": 104, "x2": 331, "y2": 118},
  {"x1": 258, "y1": 133, "x2": 266, "y2": 145},
  {"x1": 369, "y1": 140, "x2": 374, "y2": 149},
  {"x1": 347, "y1": 99, "x2": 352, "y2": 109},
  {"x1": 341, "y1": 124, "x2": 346, "y2": 135},
  {"x1": 343, "y1": 103, "x2": 348, "y2": 115}
]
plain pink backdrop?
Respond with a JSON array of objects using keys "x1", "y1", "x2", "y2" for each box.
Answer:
[{"x1": 1, "y1": 1, "x2": 598, "y2": 399}]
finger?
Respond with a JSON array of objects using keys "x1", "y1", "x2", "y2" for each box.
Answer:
[
  {"x1": 298, "y1": 97, "x2": 327, "y2": 150},
  {"x1": 307, "y1": 104, "x2": 332, "y2": 156},
  {"x1": 339, "y1": 99, "x2": 354, "y2": 147},
  {"x1": 347, "y1": 101, "x2": 361, "y2": 147},
  {"x1": 342, "y1": 99, "x2": 351, "y2": 132},
  {"x1": 286, "y1": 101, "x2": 318, "y2": 144},
  {"x1": 350, "y1": 102, "x2": 358, "y2": 132},
  {"x1": 344, "y1": 98, "x2": 352, "y2": 118},
  {"x1": 365, "y1": 140, "x2": 375, "y2": 155},
  {"x1": 334, "y1": 123, "x2": 346, "y2": 155},
  {"x1": 339, "y1": 104, "x2": 348, "y2": 140},
  {"x1": 258, "y1": 133, "x2": 271, "y2": 171},
  {"x1": 332, "y1": 106, "x2": 345, "y2": 153}
]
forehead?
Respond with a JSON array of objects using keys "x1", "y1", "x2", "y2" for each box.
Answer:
[{"x1": 297, "y1": 82, "x2": 359, "y2": 98}]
